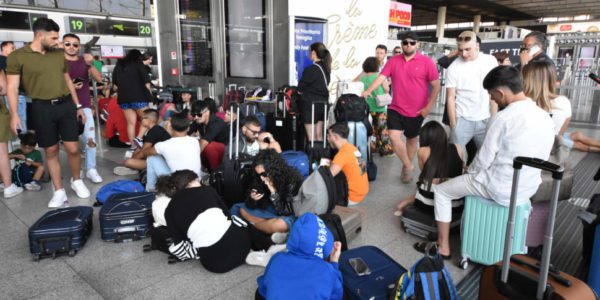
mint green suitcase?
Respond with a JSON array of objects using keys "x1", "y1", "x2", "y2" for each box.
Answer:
[{"x1": 460, "y1": 195, "x2": 531, "y2": 269}]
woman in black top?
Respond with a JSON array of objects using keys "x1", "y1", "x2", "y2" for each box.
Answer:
[
  {"x1": 163, "y1": 170, "x2": 256, "y2": 273},
  {"x1": 230, "y1": 149, "x2": 304, "y2": 235},
  {"x1": 298, "y1": 42, "x2": 332, "y2": 142},
  {"x1": 112, "y1": 49, "x2": 152, "y2": 148},
  {"x1": 394, "y1": 121, "x2": 464, "y2": 216}
]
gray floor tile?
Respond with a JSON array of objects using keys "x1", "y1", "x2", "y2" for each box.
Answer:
[
  {"x1": 27, "y1": 277, "x2": 103, "y2": 300},
  {"x1": 0, "y1": 260, "x2": 80, "y2": 299}
]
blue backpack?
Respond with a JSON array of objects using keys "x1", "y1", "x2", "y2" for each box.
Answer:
[
  {"x1": 11, "y1": 163, "x2": 35, "y2": 187},
  {"x1": 281, "y1": 151, "x2": 310, "y2": 179},
  {"x1": 392, "y1": 245, "x2": 459, "y2": 300},
  {"x1": 95, "y1": 180, "x2": 145, "y2": 205}
]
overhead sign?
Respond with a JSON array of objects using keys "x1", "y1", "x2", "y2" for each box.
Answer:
[
  {"x1": 67, "y1": 16, "x2": 152, "y2": 37},
  {"x1": 480, "y1": 40, "x2": 523, "y2": 65},
  {"x1": 389, "y1": 1, "x2": 411, "y2": 28},
  {"x1": 547, "y1": 22, "x2": 600, "y2": 34},
  {"x1": 0, "y1": 11, "x2": 47, "y2": 31}
]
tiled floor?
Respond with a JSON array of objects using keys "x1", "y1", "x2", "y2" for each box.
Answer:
[{"x1": 0, "y1": 115, "x2": 593, "y2": 299}]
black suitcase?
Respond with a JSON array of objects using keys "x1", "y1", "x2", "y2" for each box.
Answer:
[
  {"x1": 99, "y1": 192, "x2": 154, "y2": 242},
  {"x1": 400, "y1": 197, "x2": 463, "y2": 241},
  {"x1": 305, "y1": 101, "x2": 331, "y2": 172},
  {"x1": 28, "y1": 206, "x2": 93, "y2": 261},
  {"x1": 212, "y1": 105, "x2": 254, "y2": 208},
  {"x1": 267, "y1": 91, "x2": 304, "y2": 151}
]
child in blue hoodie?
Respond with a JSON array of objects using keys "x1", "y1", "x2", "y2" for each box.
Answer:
[{"x1": 256, "y1": 213, "x2": 343, "y2": 300}]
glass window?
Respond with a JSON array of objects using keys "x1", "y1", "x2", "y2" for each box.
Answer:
[
  {"x1": 225, "y1": 0, "x2": 266, "y2": 79},
  {"x1": 5, "y1": 0, "x2": 151, "y2": 17},
  {"x1": 179, "y1": 0, "x2": 213, "y2": 77}
]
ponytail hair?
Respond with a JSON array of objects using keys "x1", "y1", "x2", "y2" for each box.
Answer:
[
  {"x1": 155, "y1": 170, "x2": 199, "y2": 198},
  {"x1": 310, "y1": 42, "x2": 332, "y2": 74}
]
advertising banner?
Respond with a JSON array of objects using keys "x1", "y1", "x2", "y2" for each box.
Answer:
[
  {"x1": 389, "y1": 1, "x2": 412, "y2": 28},
  {"x1": 480, "y1": 40, "x2": 523, "y2": 65},
  {"x1": 547, "y1": 22, "x2": 600, "y2": 33},
  {"x1": 294, "y1": 20, "x2": 325, "y2": 84}
]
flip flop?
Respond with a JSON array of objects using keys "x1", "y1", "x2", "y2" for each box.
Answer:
[{"x1": 413, "y1": 242, "x2": 452, "y2": 260}]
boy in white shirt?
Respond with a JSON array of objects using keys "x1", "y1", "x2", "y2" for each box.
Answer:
[
  {"x1": 143, "y1": 112, "x2": 201, "y2": 191},
  {"x1": 416, "y1": 66, "x2": 555, "y2": 259}
]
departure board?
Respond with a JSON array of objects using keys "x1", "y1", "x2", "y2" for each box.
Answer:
[{"x1": 67, "y1": 16, "x2": 152, "y2": 37}]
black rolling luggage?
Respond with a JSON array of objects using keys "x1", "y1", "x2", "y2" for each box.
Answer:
[
  {"x1": 305, "y1": 101, "x2": 331, "y2": 172},
  {"x1": 266, "y1": 91, "x2": 303, "y2": 151},
  {"x1": 99, "y1": 192, "x2": 154, "y2": 242},
  {"x1": 29, "y1": 206, "x2": 93, "y2": 261}
]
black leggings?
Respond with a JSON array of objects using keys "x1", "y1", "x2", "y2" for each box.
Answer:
[{"x1": 197, "y1": 224, "x2": 251, "y2": 273}]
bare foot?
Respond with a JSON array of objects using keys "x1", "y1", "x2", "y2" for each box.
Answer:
[{"x1": 401, "y1": 166, "x2": 414, "y2": 184}]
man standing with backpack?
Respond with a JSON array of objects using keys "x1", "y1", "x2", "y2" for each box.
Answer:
[{"x1": 362, "y1": 31, "x2": 440, "y2": 183}]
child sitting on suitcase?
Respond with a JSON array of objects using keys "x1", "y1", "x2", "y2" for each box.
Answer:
[
  {"x1": 9, "y1": 133, "x2": 44, "y2": 191},
  {"x1": 417, "y1": 66, "x2": 555, "y2": 259},
  {"x1": 327, "y1": 122, "x2": 369, "y2": 206},
  {"x1": 256, "y1": 213, "x2": 343, "y2": 300},
  {"x1": 394, "y1": 121, "x2": 464, "y2": 216}
]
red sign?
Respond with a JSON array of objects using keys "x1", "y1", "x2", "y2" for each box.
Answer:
[
  {"x1": 389, "y1": 2, "x2": 412, "y2": 28},
  {"x1": 559, "y1": 24, "x2": 573, "y2": 32},
  {"x1": 171, "y1": 68, "x2": 179, "y2": 76}
]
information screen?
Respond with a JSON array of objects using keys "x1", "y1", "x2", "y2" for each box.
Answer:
[{"x1": 101, "y1": 45, "x2": 125, "y2": 58}]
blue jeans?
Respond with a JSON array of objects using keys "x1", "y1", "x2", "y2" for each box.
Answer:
[
  {"x1": 4, "y1": 94, "x2": 28, "y2": 132},
  {"x1": 81, "y1": 108, "x2": 97, "y2": 170},
  {"x1": 230, "y1": 202, "x2": 296, "y2": 231},
  {"x1": 146, "y1": 155, "x2": 171, "y2": 190}
]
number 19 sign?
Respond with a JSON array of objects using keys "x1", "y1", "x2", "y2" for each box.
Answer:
[{"x1": 389, "y1": 1, "x2": 412, "y2": 28}]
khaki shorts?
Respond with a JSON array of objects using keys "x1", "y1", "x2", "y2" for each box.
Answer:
[{"x1": 0, "y1": 104, "x2": 15, "y2": 143}]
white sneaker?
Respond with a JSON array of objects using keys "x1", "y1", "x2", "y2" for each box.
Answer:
[
  {"x1": 271, "y1": 232, "x2": 288, "y2": 244},
  {"x1": 86, "y1": 168, "x2": 103, "y2": 183},
  {"x1": 113, "y1": 166, "x2": 138, "y2": 176},
  {"x1": 245, "y1": 250, "x2": 271, "y2": 267},
  {"x1": 3, "y1": 184, "x2": 23, "y2": 198},
  {"x1": 24, "y1": 181, "x2": 42, "y2": 191},
  {"x1": 70, "y1": 178, "x2": 91, "y2": 198},
  {"x1": 48, "y1": 189, "x2": 68, "y2": 208},
  {"x1": 266, "y1": 244, "x2": 287, "y2": 255},
  {"x1": 124, "y1": 150, "x2": 134, "y2": 159}
]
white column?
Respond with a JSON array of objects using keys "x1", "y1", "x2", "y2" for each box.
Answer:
[
  {"x1": 473, "y1": 14, "x2": 481, "y2": 33},
  {"x1": 436, "y1": 6, "x2": 447, "y2": 43}
]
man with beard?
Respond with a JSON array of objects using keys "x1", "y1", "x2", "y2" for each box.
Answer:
[
  {"x1": 63, "y1": 33, "x2": 104, "y2": 184},
  {"x1": 227, "y1": 116, "x2": 281, "y2": 157},
  {"x1": 6, "y1": 18, "x2": 90, "y2": 208},
  {"x1": 362, "y1": 31, "x2": 440, "y2": 184}
]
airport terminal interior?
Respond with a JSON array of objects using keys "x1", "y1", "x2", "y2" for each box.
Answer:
[{"x1": 2, "y1": 0, "x2": 600, "y2": 299}]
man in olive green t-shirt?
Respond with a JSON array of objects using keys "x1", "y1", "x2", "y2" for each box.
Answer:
[{"x1": 6, "y1": 18, "x2": 90, "y2": 208}]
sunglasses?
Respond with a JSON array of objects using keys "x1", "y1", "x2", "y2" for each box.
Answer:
[
  {"x1": 401, "y1": 40, "x2": 417, "y2": 46},
  {"x1": 257, "y1": 172, "x2": 268, "y2": 178},
  {"x1": 64, "y1": 42, "x2": 80, "y2": 48},
  {"x1": 457, "y1": 36, "x2": 472, "y2": 42},
  {"x1": 394, "y1": 51, "x2": 402, "y2": 54},
  {"x1": 192, "y1": 109, "x2": 208, "y2": 117}
]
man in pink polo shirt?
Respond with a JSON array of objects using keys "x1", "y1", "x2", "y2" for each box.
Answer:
[{"x1": 363, "y1": 31, "x2": 440, "y2": 183}]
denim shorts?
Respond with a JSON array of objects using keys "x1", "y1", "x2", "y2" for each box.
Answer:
[
  {"x1": 119, "y1": 102, "x2": 148, "y2": 110},
  {"x1": 562, "y1": 132, "x2": 574, "y2": 149},
  {"x1": 230, "y1": 202, "x2": 296, "y2": 231}
]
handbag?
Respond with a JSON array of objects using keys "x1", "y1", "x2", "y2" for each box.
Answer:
[{"x1": 375, "y1": 93, "x2": 392, "y2": 107}]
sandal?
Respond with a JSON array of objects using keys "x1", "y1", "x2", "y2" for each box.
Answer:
[{"x1": 413, "y1": 242, "x2": 452, "y2": 260}]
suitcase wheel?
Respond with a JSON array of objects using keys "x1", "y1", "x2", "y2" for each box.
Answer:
[
  {"x1": 143, "y1": 244, "x2": 153, "y2": 252},
  {"x1": 460, "y1": 257, "x2": 469, "y2": 270},
  {"x1": 68, "y1": 250, "x2": 76, "y2": 257}
]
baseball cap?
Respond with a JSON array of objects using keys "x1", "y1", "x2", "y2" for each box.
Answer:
[{"x1": 398, "y1": 31, "x2": 419, "y2": 41}]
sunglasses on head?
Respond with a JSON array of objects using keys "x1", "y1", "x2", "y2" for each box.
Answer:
[
  {"x1": 402, "y1": 40, "x2": 417, "y2": 46},
  {"x1": 64, "y1": 42, "x2": 79, "y2": 48},
  {"x1": 457, "y1": 36, "x2": 472, "y2": 42}
]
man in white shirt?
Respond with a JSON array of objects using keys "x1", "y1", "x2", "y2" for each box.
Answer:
[
  {"x1": 446, "y1": 31, "x2": 499, "y2": 157},
  {"x1": 421, "y1": 66, "x2": 555, "y2": 258},
  {"x1": 143, "y1": 112, "x2": 201, "y2": 191}
]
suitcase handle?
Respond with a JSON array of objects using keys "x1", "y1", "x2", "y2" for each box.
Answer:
[
  {"x1": 38, "y1": 236, "x2": 72, "y2": 254},
  {"x1": 513, "y1": 157, "x2": 564, "y2": 180}
]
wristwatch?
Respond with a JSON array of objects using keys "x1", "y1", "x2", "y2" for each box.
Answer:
[{"x1": 76, "y1": 104, "x2": 83, "y2": 110}]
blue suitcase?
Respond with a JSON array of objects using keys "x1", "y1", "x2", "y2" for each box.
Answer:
[
  {"x1": 347, "y1": 121, "x2": 368, "y2": 165},
  {"x1": 99, "y1": 192, "x2": 154, "y2": 242},
  {"x1": 28, "y1": 206, "x2": 93, "y2": 261},
  {"x1": 339, "y1": 246, "x2": 407, "y2": 299},
  {"x1": 281, "y1": 150, "x2": 310, "y2": 178}
]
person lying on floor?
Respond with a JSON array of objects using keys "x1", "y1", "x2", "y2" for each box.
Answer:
[
  {"x1": 163, "y1": 170, "x2": 274, "y2": 273},
  {"x1": 230, "y1": 149, "x2": 303, "y2": 242},
  {"x1": 394, "y1": 121, "x2": 464, "y2": 216},
  {"x1": 414, "y1": 66, "x2": 555, "y2": 259},
  {"x1": 256, "y1": 213, "x2": 343, "y2": 300}
]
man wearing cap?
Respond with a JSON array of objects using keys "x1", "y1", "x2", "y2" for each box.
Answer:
[
  {"x1": 445, "y1": 31, "x2": 498, "y2": 159},
  {"x1": 362, "y1": 31, "x2": 440, "y2": 183}
]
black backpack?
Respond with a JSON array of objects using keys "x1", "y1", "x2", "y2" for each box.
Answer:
[{"x1": 334, "y1": 94, "x2": 369, "y2": 122}]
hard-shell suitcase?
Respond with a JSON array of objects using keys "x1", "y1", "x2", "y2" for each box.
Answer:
[
  {"x1": 211, "y1": 105, "x2": 254, "y2": 208},
  {"x1": 333, "y1": 205, "x2": 362, "y2": 242},
  {"x1": 305, "y1": 101, "x2": 331, "y2": 172},
  {"x1": 460, "y1": 195, "x2": 531, "y2": 269},
  {"x1": 347, "y1": 121, "x2": 368, "y2": 165},
  {"x1": 266, "y1": 91, "x2": 304, "y2": 151},
  {"x1": 339, "y1": 245, "x2": 407, "y2": 300},
  {"x1": 319, "y1": 213, "x2": 349, "y2": 251},
  {"x1": 400, "y1": 199, "x2": 463, "y2": 241},
  {"x1": 479, "y1": 157, "x2": 596, "y2": 300},
  {"x1": 29, "y1": 206, "x2": 93, "y2": 261},
  {"x1": 526, "y1": 201, "x2": 550, "y2": 248},
  {"x1": 99, "y1": 192, "x2": 154, "y2": 242}
]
